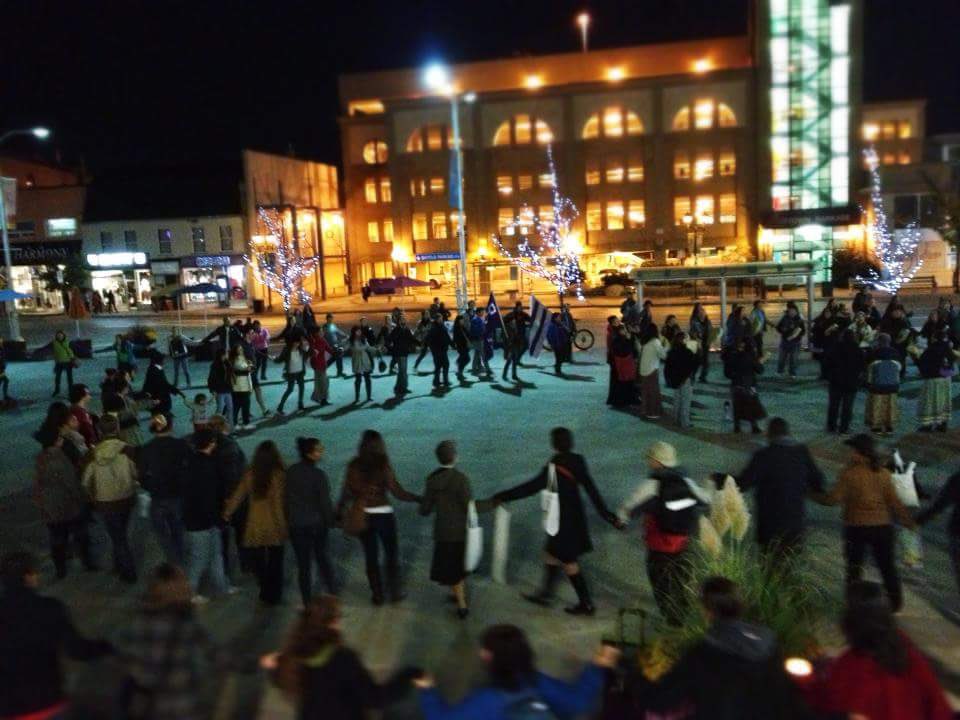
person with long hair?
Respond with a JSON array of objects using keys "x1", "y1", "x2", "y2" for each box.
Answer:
[
  {"x1": 637, "y1": 322, "x2": 667, "y2": 419},
  {"x1": 415, "y1": 624, "x2": 616, "y2": 720},
  {"x1": 663, "y1": 331, "x2": 700, "y2": 429},
  {"x1": 224, "y1": 441, "x2": 288, "y2": 605},
  {"x1": 801, "y1": 581, "x2": 951, "y2": 720},
  {"x1": 229, "y1": 344, "x2": 253, "y2": 430},
  {"x1": 206, "y1": 348, "x2": 233, "y2": 429},
  {"x1": 607, "y1": 317, "x2": 637, "y2": 407},
  {"x1": 338, "y1": 430, "x2": 420, "y2": 605},
  {"x1": 348, "y1": 326, "x2": 375, "y2": 403},
  {"x1": 819, "y1": 434, "x2": 915, "y2": 612},
  {"x1": 724, "y1": 336, "x2": 765, "y2": 434},
  {"x1": 915, "y1": 329, "x2": 960, "y2": 432},
  {"x1": 275, "y1": 332, "x2": 310, "y2": 415},
  {"x1": 266, "y1": 595, "x2": 415, "y2": 720}
]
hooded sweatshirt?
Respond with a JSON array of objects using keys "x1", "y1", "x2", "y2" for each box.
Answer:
[{"x1": 82, "y1": 438, "x2": 137, "y2": 511}]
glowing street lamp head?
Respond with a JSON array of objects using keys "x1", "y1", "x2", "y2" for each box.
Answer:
[
  {"x1": 423, "y1": 63, "x2": 451, "y2": 93},
  {"x1": 31, "y1": 127, "x2": 51, "y2": 140},
  {"x1": 576, "y1": 12, "x2": 590, "y2": 29}
]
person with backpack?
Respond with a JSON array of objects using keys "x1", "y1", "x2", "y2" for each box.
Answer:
[
  {"x1": 415, "y1": 623, "x2": 617, "y2": 720},
  {"x1": 617, "y1": 441, "x2": 711, "y2": 625},
  {"x1": 492, "y1": 428, "x2": 621, "y2": 616},
  {"x1": 663, "y1": 331, "x2": 700, "y2": 429},
  {"x1": 865, "y1": 333, "x2": 902, "y2": 435}
]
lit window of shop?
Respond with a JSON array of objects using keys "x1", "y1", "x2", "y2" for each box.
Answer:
[
  {"x1": 45, "y1": 218, "x2": 76, "y2": 237},
  {"x1": 538, "y1": 205, "x2": 554, "y2": 226},
  {"x1": 124, "y1": 230, "x2": 137, "y2": 250},
  {"x1": 383, "y1": 220, "x2": 394, "y2": 243},
  {"x1": 430, "y1": 177, "x2": 445, "y2": 195},
  {"x1": 672, "y1": 107, "x2": 690, "y2": 131},
  {"x1": 367, "y1": 221, "x2": 380, "y2": 243},
  {"x1": 538, "y1": 172, "x2": 554, "y2": 188},
  {"x1": 158, "y1": 228, "x2": 172, "y2": 254},
  {"x1": 431, "y1": 212, "x2": 448, "y2": 239},
  {"x1": 426, "y1": 125, "x2": 445, "y2": 151},
  {"x1": 518, "y1": 175, "x2": 533, "y2": 191},
  {"x1": 674, "y1": 151, "x2": 691, "y2": 179},
  {"x1": 585, "y1": 162, "x2": 601, "y2": 186},
  {"x1": 499, "y1": 208, "x2": 516, "y2": 235},
  {"x1": 492, "y1": 114, "x2": 554, "y2": 146},
  {"x1": 605, "y1": 159, "x2": 624, "y2": 184},
  {"x1": 191, "y1": 226, "x2": 206, "y2": 252},
  {"x1": 628, "y1": 200, "x2": 645, "y2": 228},
  {"x1": 586, "y1": 202, "x2": 602, "y2": 231},
  {"x1": 694, "y1": 151, "x2": 714, "y2": 181},
  {"x1": 362, "y1": 139, "x2": 389, "y2": 164},
  {"x1": 881, "y1": 122, "x2": 896, "y2": 140},
  {"x1": 627, "y1": 157, "x2": 644, "y2": 182},
  {"x1": 365, "y1": 178, "x2": 378, "y2": 203},
  {"x1": 379, "y1": 178, "x2": 392, "y2": 202},
  {"x1": 898, "y1": 153, "x2": 912, "y2": 165},
  {"x1": 606, "y1": 201, "x2": 625, "y2": 230},
  {"x1": 582, "y1": 107, "x2": 644, "y2": 139},
  {"x1": 219, "y1": 225, "x2": 233, "y2": 251},
  {"x1": 862, "y1": 123, "x2": 879, "y2": 141},
  {"x1": 412, "y1": 213, "x2": 428, "y2": 241},
  {"x1": 497, "y1": 175, "x2": 513, "y2": 195},
  {"x1": 674, "y1": 197, "x2": 692, "y2": 225},
  {"x1": 695, "y1": 195, "x2": 715, "y2": 224},
  {"x1": 719, "y1": 194, "x2": 736, "y2": 224},
  {"x1": 100, "y1": 231, "x2": 114, "y2": 250},
  {"x1": 719, "y1": 150, "x2": 736, "y2": 176}
]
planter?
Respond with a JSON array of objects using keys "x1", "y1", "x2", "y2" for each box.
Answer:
[{"x1": 70, "y1": 339, "x2": 93, "y2": 359}]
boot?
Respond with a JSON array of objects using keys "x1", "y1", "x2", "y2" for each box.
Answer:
[
  {"x1": 523, "y1": 564, "x2": 561, "y2": 606},
  {"x1": 368, "y1": 569, "x2": 385, "y2": 606},
  {"x1": 564, "y1": 572, "x2": 596, "y2": 616}
]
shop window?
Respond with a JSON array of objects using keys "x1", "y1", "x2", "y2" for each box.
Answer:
[
  {"x1": 158, "y1": 228, "x2": 172, "y2": 255},
  {"x1": 499, "y1": 208, "x2": 516, "y2": 235},
  {"x1": 674, "y1": 197, "x2": 691, "y2": 225},
  {"x1": 45, "y1": 218, "x2": 76, "y2": 237},
  {"x1": 586, "y1": 202, "x2": 602, "y2": 231},
  {"x1": 695, "y1": 195, "x2": 715, "y2": 224},
  {"x1": 605, "y1": 158, "x2": 624, "y2": 184},
  {"x1": 380, "y1": 178, "x2": 392, "y2": 203},
  {"x1": 538, "y1": 172, "x2": 554, "y2": 188},
  {"x1": 383, "y1": 220, "x2": 394, "y2": 243},
  {"x1": 497, "y1": 175, "x2": 513, "y2": 196},
  {"x1": 628, "y1": 200, "x2": 645, "y2": 228},
  {"x1": 365, "y1": 178, "x2": 378, "y2": 203},
  {"x1": 100, "y1": 231, "x2": 114, "y2": 250},
  {"x1": 719, "y1": 150, "x2": 736, "y2": 176},
  {"x1": 674, "y1": 151, "x2": 691, "y2": 180},
  {"x1": 719, "y1": 194, "x2": 736, "y2": 224},
  {"x1": 219, "y1": 225, "x2": 233, "y2": 252},
  {"x1": 431, "y1": 212, "x2": 448, "y2": 239},
  {"x1": 518, "y1": 174, "x2": 533, "y2": 191},
  {"x1": 362, "y1": 139, "x2": 389, "y2": 164},
  {"x1": 191, "y1": 226, "x2": 206, "y2": 253},
  {"x1": 627, "y1": 157, "x2": 644, "y2": 182},
  {"x1": 412, "y1": 213, "x2": 428, "y2": 241},
  {"x1": 881, "y1": 122, "x2": 896, "y2": 140},
  {"x1": 123, "y1": 230, "x2": 137, "y2": 250},
  {"x1": 430, "y1": 177, "x2": 445, "y2": 195},
  {"x1": 538, "y1": 205, "x2": 554, "y2": 226},
  {"x1": 367, "y1": 221, "x2": 380, "y2": 243},
  {"x1": 582, "y1": 107, "x2": 644, "y2": 139},
  {"x1": 606, "y1": 201, "x2": 625, "y2": 230},
  {"x1": 694, "y1": 151, "x2": 714, "y2": 181},
  {"x1": 585, "y1": 161, "x2": 601, "y2": 186}
]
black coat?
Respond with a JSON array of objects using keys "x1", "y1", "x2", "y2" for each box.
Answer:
[
  {"x1": 494, "y1": 451, "x2": 616, "y2": 562},
  {"x1": 137, "y1": 435, "x2": 190, "y2": 499},
  {"x1": 664, "y1": 345, "x2": 699, "y2": 388},
  {"x1": 426, "y1": 322, "x2": 451, "y2": 355},
  {"x1": 724, "y1": 349, "x2": 762, "y2": 388},
  {"x1": 824, "y1": 341, "x2": 865, "y2": 392},
  {"x1": 918, "y1": 470, "x2": 960, "y2": 538},
  {"x1": 0, "y1": 586, "x2": 113, "y2": 716},
  {"x1": 181, "y1": 451, "x2": 228, "y2": 531},
  {"x1": 388, "y1": 325, "x2": 417, "y2": 356},
  {"x1": 207, "y1": 358, "x2": 232, "y2": 394},
  {"x1": 142, "y1": 363, "x2": 181, "y2": 413}
]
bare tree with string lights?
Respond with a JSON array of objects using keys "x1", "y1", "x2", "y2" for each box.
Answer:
[
  {"x1": 491, "y1": 147, "x2": 585, "y2": 302},
  {"x1": 245, "y1": 206, "x2": 319, "y2": 312}
]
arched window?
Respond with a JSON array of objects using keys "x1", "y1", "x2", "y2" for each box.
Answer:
[
  {"x1": 362, "y1": 139, "x2": 388, "y2": 164},
  {"x1": 406, "y1": 125, "x2": 452, "y2": 153},
  {"x1": 672, "y1": 101, "x2": 739, "y2": 131},
  {"x1": 672, "y1": 107, "x2": 690, "y2": 131},
  {"x1": 493, "y1": 114, "x2": 554, "y2": 146},
  {"x1": 582, "y1": 107, "x2": 644, "y2": 139},
  {"x1": 718, "y1": 103, "x2": 738, "y2": 127}
]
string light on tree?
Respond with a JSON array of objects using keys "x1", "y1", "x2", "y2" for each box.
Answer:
[
  {"x1": 491, "y1": 146, "x2": 585, "y2": 301},
  {"x1": 856, "y1": 147, "x2": 923, "y2": 293},
  {"x1": 245, "y1": 206, "x2": 319, "y2": 311}
]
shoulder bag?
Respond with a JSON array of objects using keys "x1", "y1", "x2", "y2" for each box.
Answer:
[{"x1": 540, "y1": 463, "x2": 561, "y2": 537}]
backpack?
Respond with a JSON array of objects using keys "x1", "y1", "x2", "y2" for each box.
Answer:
[
  {"x1": 502, "y1": 692, "x2": 559, "y2": 720},
  {"x1": 651, "y1": 473, "x2": 701, "y2": 537}
]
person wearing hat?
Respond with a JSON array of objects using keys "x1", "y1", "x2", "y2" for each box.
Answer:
[
  {"x1": 141, "y1": 350, "x2": 184, "y2": 416},
  {"x1": 617, "y1": 441, "x2": 711, "y2": 625},
  {"x1": 819, "y1": 433, "x2": 915, "y2": 612}
]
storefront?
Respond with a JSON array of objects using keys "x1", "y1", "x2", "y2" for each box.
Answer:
[
  {"x1": 179, "y1": 254, "x2": 248, "y2": 307},
  {"x1": 86, "y1": 251, "x2": 152, "y2": 308},
  {"x1": 8, "y1": 240, "x2": 82, "y2": 312}
]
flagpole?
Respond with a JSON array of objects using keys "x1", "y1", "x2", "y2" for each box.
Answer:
[{"x1": 450, "y1": 93, "x2": 468, "y2": 311}]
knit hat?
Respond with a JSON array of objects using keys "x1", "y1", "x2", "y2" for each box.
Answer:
[{"x1": 646, "y1": 441, "x2": 677, "y2": 468}]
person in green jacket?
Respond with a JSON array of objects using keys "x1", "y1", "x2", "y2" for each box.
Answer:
[{"x1": 52, "y1": 331, "x2": 76, "y2": 397}]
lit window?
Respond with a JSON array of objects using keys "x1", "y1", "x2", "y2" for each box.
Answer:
[
  {"x1": 605, "y1": 159, "x2": 624, "y2": 184},
  {"x1": 380, "y1": 178, "x2": 392, "y2": 202},
  {"x1": 627, "y1": 158, "x2": 644, "y2": 182},
  {"x1": 674, "y1": 151, "x2": 691, "y2": 180},
  {"x1": 538, "y1": 205, "x2": 554, "y2": 226},
  {"x1": 412, "y1": 213, "x2": 428, "y2": 241},
  {"x1": 582, "y1": 107, "x2": 644, "y2": 139},
  {"x1": 362, "y1": 140, "x2": 389, "y2": 164},
  {"x1": 881, "y1": 122, "x2": 896, "y2": 140},
  {"x1": 518, "y1": 175, "x2": 533, "y2": 191},
  {"x1": 628, "y1": 200, "x2": 645, "y2": 228},
  {"x1": 536, "y1": 119, "x2": 553, "y2": 144},
  {"x1": 364, "y1": 178, "x2": 378, "y2": 203},
  {"x1": 718, "y1": 103, "x2": 737, "y2": 127},
  {"x1": 450, "y1": 213, "x2": 464, "y2": 235},
  {"x1": 582, "y1": 115, "x2": 600, "y2": 139},
  {"x1": 695, "y1": 195, "x2": 715, "y2": 224},
  {"x1": 606, "y1": 201, "x2": 625, "y2": 230},
  {"x1": 862, "y1": 123, "x2": 879, "y2": 141},
  {"x1": 493, "y1": 122, "x2": 512, "y2": 146},
  {"x1": 882, "y1": 153, "x2": 896, "y2": 165},
  {"x1": 427, "y1": 125, "x2": 445, "y2": 151},
  {"x1": 626, "y1": 111, "x2": 643, "y2": 135},
  {"x1": 430, "y1": 177, "x2": 445, "y2": 195},
  {"x1": 518, "y1": 207, "x2": 535, "y2": 235},
  {"x1": 515, "y1": 114, "x2": 532, "y2": 144},
  {"x1": 158, "y1": 228, "x2": 172, "y2": 254},
  {"x1": 674, "y1": 197, "x2": 691, "y2": 225},
  {"x1": 406, "y1": 129, "x2": 424, "y2": 153},
  {"x1": 694, "y1": 152, "x2": 714, "y2": 181},
  {"x1": 585, "y1": 162, "x2": 601, "y2": 186},
  {"x1": 367, "y1": 221, "x2": 380, "y2": 243},
  {"x1": 538, "y1": 172, "x2": 554, "y2": 188},
  {"x1": 694, "y1": 99, "x2": 715, "y2": 129},
  {"x1": 191, "y1": 226, "x2": 205, "y2": 253},
  {"x1": 719, "y1": 194, "x2": 736, "y2": 224},
  {"x1": 46, "y1": 218, "x2": 77, "y2": 237},
  {"x1": 603, "y1": 108, "x2": 624, "y2": 137},
  {"x1": 719, "y1": 150, "x2": 736, "y2": 176},
  {"x1": 383, "y1": 220, "x2": 394, "y2": 243},
  {"x1": 219, "y1": 225, "x2": 233, "y2": 252},
  {"x1": 672, "y1": 107, "x2": 690, "y2": 131},
  {"x1": 586, "y1": 202, "x2": 603, "y2": 231},
  {"x1": 432, "y1": 212, "x2": 448, "y2": 239},
  {"x1": 497, "y1": 175, "x2": 513, "y2": 195},
  {"x1": 499, "y1": 208, "x2": 516, "y2": 235},
  {"x1": 898, "y1": 153, "x2": 912, "y2": 165},
  {"x1": 899, "y1": 122, "x2": 912, "y2": 139},
  {"x1": 494, "y1": 115, "x2": 554, "y2": 146}
]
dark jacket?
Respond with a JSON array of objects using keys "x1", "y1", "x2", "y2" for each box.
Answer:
[
  {"x1": 214, "y1": 433, "x2": 247, "y2": 498},
  {"x1": 426, "y1": 322, "x2": 451, "y2": 354},
  {"x1": 776, "y1": 314, "x2": 806, "y2": 345},
  {"x1": 137, "y1": 435, "x2": 190, "y2": 500},
  {"x1": 494, "y1": 452, "x2": 617, "y2": 561},
  {"x1": 206, "y1": 358, "x2": 232, "y2": 394},
  {"x1": 918, "y1": 471, "x2": 960, "y2": 538},
  {"x1": 34, "y1": 446, "x2": 88, "y2": 524},
  {"x1": 452, "y1": 322, "x2": 471, "y2": 354},
  {"x1": 388, "y1": 325, "x2": 418, "y2": 356},
  {"x1": 824, "y1": 341, "x2": 866, "y2": 392},
  {"x1": 180, "y1": 451, "x2": 227, "y2": 531},
  {"x1": 420, "y1": 467, "x2": 472, "y2": 543},
  {"x1": 142, "y1": 363, "x2": 182, "y2": 413},
  {"x1": 633, "y1": 619, "x2": 813, "y2": 720},
  {"x1": 724, "y1": 348, "x2": 762, "y2": 388},
  {"x1": 737, "y1": 438, "x2": 826, "y2": 546},
  {"x1": 664, "y1": 344, "x2": 699, "y2": 388},
  {"x1": 285, "y1": 460, "x2": 335, "y2": 529},
  {"x1": 0, "y1": 586, "x2": 113, "y2": 716},
  {"x1": 917, "y1": 340, "x2": 955, "y2": 380}
]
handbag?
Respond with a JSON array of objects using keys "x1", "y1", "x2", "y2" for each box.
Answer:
[
  {"x1": 491, "y1": 505, "x2": 511, "y2": 584},
  {"x1": 464, "y1": 500, "x2": 483, "y2": 572},
  {"x1": 540, "y1": 463, "x2": 561, "y2": 537}
]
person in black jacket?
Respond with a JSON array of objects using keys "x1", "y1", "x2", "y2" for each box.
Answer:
[
  {"x1": 201, "y1": 316, "x2": 241, "y2": 354},
  {"x1": 0, "y1": 551, "x2": 114, "y2": 718},
  {"x1": 138, "y1": 413, "x2": 190, "y2": 564},
  {"x1": 824, "y1": 329, "x2": 866, "y2": 434},
  {"x1": 426, "y1": 314, "x2": 452, "y2": 388},
  {"x1": 917, "y1": 468, "x2": 960, "y2": 597},
  {"x1": 736, "y1": 417, "x2": 827, "y2": 558},
  {"x1": 724, "y1": 337, "x2": 765, "y2": 434},
  {"x1": 388, "y1": 313, "x2": 418, "y2": 398},
  {"x1": 501, "y1": 302, "x2": 531, "y2": 382},
  {"x1": 209, "y1": 415, "x2": 250, "y2": 577},
  {"x1": 492, "y1": 427, "x2": 622, "y2": 616},
  {"x1": 631, "y1": 577, "x2": 813, "y2": 720},
  {"x1": 141, "y1": 351, "x2": 184, "y2": 415},
  {"x1": 452, "y1": 315, "x2": 471, "y2": 381},
  {"x1": 206, "y1": 350, "x2": 234, "y2": 424},
  {"x1": 663, "y1": 332, "x2": 700, "y2": 428}
]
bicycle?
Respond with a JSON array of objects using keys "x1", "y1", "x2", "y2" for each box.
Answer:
[{"x1": 573, "y1": 328, "x2": 594, "y2": 351}]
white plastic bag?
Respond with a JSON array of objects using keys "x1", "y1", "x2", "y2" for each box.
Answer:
[
  {"x1": 492, "y1": 505, "x2": 511, "y2": 584},
  {"x1": 540, "y1": 463, "x2": 561, "y2": 537},
  {"x1": 891, "y1": 451, "x2": 919, "y2": 508},
  {"x1": 464, "y1": 501, "x2": 483, "y2": 572}
]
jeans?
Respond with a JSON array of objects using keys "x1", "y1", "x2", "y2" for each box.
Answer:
[
  {"x1": 101, "y1": 507, "x2": 136, "y2": 581},
  {"x1": 255, "y1": 350, "x2": 268, "y2": 380},
  {"x1": 289, "y1": 524, "x2": 337, "y2": 604},
  {"x1": 844, "y1": 524, "x2": 901, "y2": 611},
  {"x1": 216, "y1": 392, "x2": 233, "y2": 423},
  {"x1": 456, "y1": 347, "x2": 470, "y2": 377},
  {"x1": 777, "y1": 343, "x2": 800, "y2": 376},
  {"x1": 471, "y1": 339, "x2": 484, "y2": 372},
  {"x1": 394, "y1": 355, "x2": 409, "y2": 395},
  {"x1": 359, "y1": 513, "x2": 400, "y2": 599},
  {"x1": 185, "y1": 527, "x2": 230, "y2": 596},
  {"x1": 251, "y1": 545, "x2": 285, "y2": 604},
  {"x1": 354, "y1": 372, "x2": 372, "y2": 401},
  {"x1": 311, "y1": 367, "x2": 329, "y2": 402},
  {"x1": 827, "y1": 386, "x2": 856, "y2": 433},
  {"x1": 502, "y1": 348, "x2": 522, "y2": 379},
  {"x1": 232, "y1": 391, "x2": 251, "y2": 426},
  {"x1": 149, "y1": 497, "x2": 185, "y2": 565},
  {"x1": 172, "y1": 357, "x2": 191, "y2": 387},
  {"x1": 432, "y1": 350, "x2": 450, "y2": 386},
  {"x1": 673, "y1": 379, "x2": 693, "y2": 428},
  {"x1": 413, "y1": 344, "x2": 430, "y2": 369},
  {"x1": 47, "y1": 516, "x2": 92, "y2": 577},
  {"x1": 278, "y1": 372, "x2": 305, "y2": 411},
  {"x1": 53, "y1": 362, "x2": 74, "y2": 395}
]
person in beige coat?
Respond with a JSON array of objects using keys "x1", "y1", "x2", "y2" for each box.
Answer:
[{"x1": 224, "y1": 440, "x2": 287, "y2": 605}]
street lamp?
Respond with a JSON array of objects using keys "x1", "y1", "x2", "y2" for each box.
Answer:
[
  {"x1": 0, "y1": 126, "x2": 51, "y2": 341},
  {"x1": 423, "y1": 63, "x2": 475, "y2": 311},
  {"x1": 576, "y1": 12, "x2": 591, "y2": 53}
]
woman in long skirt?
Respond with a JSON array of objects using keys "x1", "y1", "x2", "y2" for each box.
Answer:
[
  {"x1": 637, "y1": 323, "x2": 667, "y2": 419},
  {"x1": 607, "y1": 318, "x2": 637, "y2": 407},
  {"x1": 916, "y1": 332, "x2": 958, "y2": 432},
  {"x1": 865, "y1": 333, "x2": 901, "y2": 435}
]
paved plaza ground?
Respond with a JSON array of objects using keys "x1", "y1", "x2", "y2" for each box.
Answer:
[{"x1": 3, "y1": 299, "x2": 960, "y2": 718}]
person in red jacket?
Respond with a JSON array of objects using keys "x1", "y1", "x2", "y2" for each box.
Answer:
[
  {"x1": 69, "y1": 383, "x2": 98, "y2": 447},
  {"x1": 307, "y1": 326, "x2": 334, "y2": 407},
  {"x1": 801, "y1": 580, "x2": 951, "y2": 720}
]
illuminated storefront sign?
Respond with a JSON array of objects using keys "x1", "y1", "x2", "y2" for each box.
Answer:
[{"x1": 86, "y1": 252, "x2": 149, "y2": 268}]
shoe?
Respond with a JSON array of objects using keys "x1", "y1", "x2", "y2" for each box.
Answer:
[
  {"x1": 564, "y1": 602, "x2": 596, "y2": 616},
  {"x1": 320, "y1": 400, "x2": 331, "y2": 407},
  {"x1": 298, "y1": 405, "x2": 305, "y2": 412},
  {"x1": 522, "y1": 592, "x2": 552, "y2": 607},
  {"x1": 457, "y1": 607, "x2": 469, "y2": 620},
  {"x1": 276, "y1": 409, "x2": 285, "y2": 417},
  {"x1": 192, "y1": 594, "x2": 210, "y2": 605},
  {"x1": 263, "y1": 409, "x2": 273, "y2": 417}
]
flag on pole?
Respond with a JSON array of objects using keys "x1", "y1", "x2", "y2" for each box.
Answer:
[
  {"x1": 527, "y1": 294, "x2": 550, "y2": 359},
  {"x1": 484, "y1": 291, "x2": 505, "y2": 347}
]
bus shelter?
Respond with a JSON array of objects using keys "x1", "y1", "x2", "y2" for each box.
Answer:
[{"x1": 630, "y1": 260, "x2": 820, "y2": 339}]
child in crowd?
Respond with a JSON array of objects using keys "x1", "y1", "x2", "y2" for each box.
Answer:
[{"x1": 184, "y1": 392, "x2": 213, "y2": 432}]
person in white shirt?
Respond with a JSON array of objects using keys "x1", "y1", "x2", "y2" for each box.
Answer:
[
  {"x1": 275, "y1": 334, "x2": 310, "y2": 415},
  {"x1": 637, "y1": 323, "x2": 668, "y2": 419}
]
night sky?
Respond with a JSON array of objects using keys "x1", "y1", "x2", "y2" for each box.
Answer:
[{"x1": 1, "y1": 0, "x2": 956, "y2": 173}]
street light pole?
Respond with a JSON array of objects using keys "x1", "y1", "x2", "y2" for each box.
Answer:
[{"x1": 449, "y1": 92, "x2": 469, "y2": 311}]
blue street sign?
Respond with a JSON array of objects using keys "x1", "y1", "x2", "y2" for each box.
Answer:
[{"x1": 415, "y1": 251, "x2": 461, "y2": 261}]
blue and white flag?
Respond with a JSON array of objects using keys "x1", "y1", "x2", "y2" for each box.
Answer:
[{"x1": 527, "y1": 294, "x2": 550, "y2": 359}]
